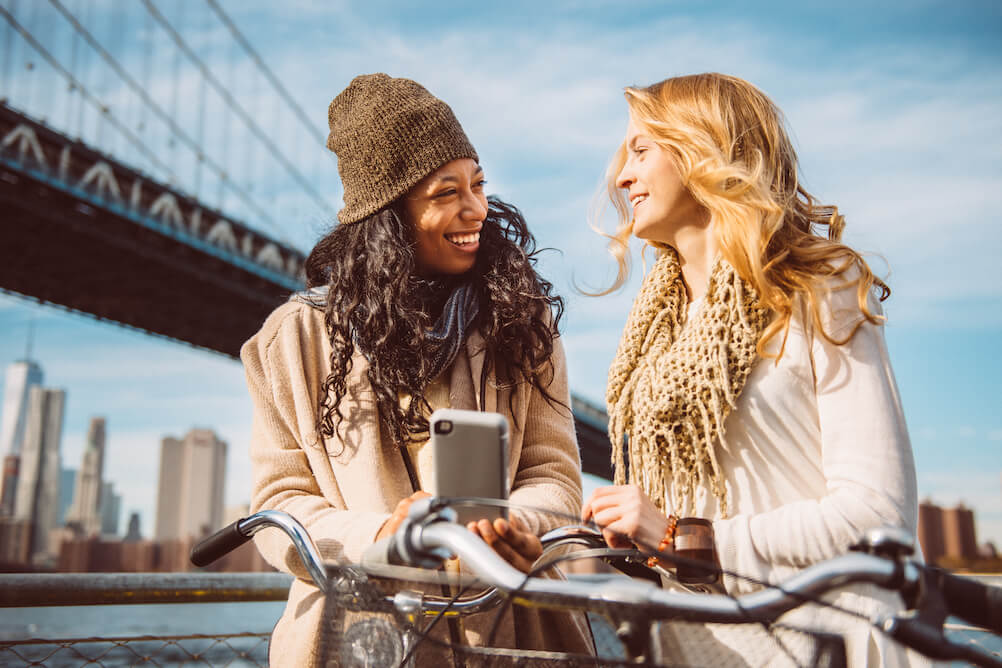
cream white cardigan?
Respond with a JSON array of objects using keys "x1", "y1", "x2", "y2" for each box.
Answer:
[{"x1": 667, "y1": 276, "x2": 925, "y2": 667}]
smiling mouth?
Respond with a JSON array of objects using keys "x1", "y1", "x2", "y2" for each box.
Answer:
[
  {"x1": 445, "y1": 231, "x2": 480, "y2": 247},
  {"x1": 630, "y1": 194, "x2": 648, "y2": 209}
]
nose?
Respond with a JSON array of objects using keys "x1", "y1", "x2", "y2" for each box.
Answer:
[
  {"x1": 615, "y1": 160, "x2": 634, "y2": 190},
  {"x1": 461, "y1": 190, "x2": 488, "y2": 222}
]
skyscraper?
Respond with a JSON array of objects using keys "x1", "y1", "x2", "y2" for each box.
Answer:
[
  {"x1": 917, "y1": 500, "x2": 980, "y2": 563},
  {"x1": 0, "y1": 360, "x2": 44, "y2": 457},
  {"x1": 13, "y1": 386, "x2": 65, "y2": 564},
  {"x1": 66, "y1": 417, "x2": 106, "y2": 536},
  {"x1": 124, "y1": 511, "x2": 142, "y2": 541},
  {"x1": 1, "y1": 456, "x2": 19, "y2": 518},
  {"x1": 58, "y1": 467, "x2": 76, "y2": 525},
  {"x1": 942, "y1": 504, "x2": 978, "y2": 559},
  {"x1": 0, "y1": 360, "x2": 43, "y2": 515},
  {"x1": 154, "y1": 428, "x2": 226, "y2": 541},
  {"x1": 99, "y1": 481, "x2": 121, "y2": 536}
]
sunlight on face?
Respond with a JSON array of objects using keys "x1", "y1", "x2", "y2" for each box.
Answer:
[
  {"x1": 615, "y1": 115, "x2": 701, "y2": 244},
  {"x1": 402, "y1": 158, "x2": 488, "y2": 276}
]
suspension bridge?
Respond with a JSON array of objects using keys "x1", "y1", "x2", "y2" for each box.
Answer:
[{"x1": 0, "y1": 0, "x2": 612, "y2": 478}]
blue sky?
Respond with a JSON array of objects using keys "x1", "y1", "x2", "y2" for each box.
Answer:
[{"x1": 1, "y1": 0, "x2": 1000, "y2": 547}]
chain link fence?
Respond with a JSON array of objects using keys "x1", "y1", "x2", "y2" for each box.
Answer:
[{"x1": 1, "y1": 633, "x2": 269, "y2": 667}]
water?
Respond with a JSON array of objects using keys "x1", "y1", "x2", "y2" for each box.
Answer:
[
  {"x1": 0, "y1": 602, "x2": 284, "y2": 667},
  {"x1": 0, "y1": 601, "x2": 285, "y2": 640}
]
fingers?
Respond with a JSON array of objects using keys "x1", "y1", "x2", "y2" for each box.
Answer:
[
  {"x1": 581, "y1": 484, "x2": 619, "y2": 521},
  {"x1": 493, "y1": 518, "x2": 542, "y2": 561},
  {"x1": 376, "y1": 491, "x2": 433, "y2": 541},
  {"x1": 469, "y1": 517, "x2": 540, "y2": 573},
  {"x1": 376, "y1": 513, "x2": 403, "y2": 541},
  {"x1": 602, "y1": 528, "x2": 633, "y2": 549},
  {"x1": 582, "y1": 484, "x2": 675, "y2": 550},
  {"x1": 582, "y1": 484, "x2": 638, "y2": 522}
]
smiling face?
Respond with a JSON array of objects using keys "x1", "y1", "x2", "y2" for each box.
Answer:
[
  {"x1": 401, "y1": 158, "x2": 488, "y2": 276},
  {"x1": 616, "y1": 115, "x2": 703, "y2": 244}
]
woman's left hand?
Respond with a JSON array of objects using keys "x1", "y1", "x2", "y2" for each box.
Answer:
[{"x1": 467, "y1": 516, "x2": 542, "y2": 574}]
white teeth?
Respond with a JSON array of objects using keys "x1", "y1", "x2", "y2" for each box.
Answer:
[
  {"x1": 631, "y1": 195, "x2": 648, "y2": 208},
  {"x1": 446, "y1": 232, "x2": 480, "y2": 245}
]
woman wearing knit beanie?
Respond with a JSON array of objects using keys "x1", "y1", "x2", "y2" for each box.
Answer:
[
  {"x1": 240, "y1": 73, "x2": 593, "y2": 665},
  {"x1": 581, "y1": 73, "x2": 923, "y2": 666}
]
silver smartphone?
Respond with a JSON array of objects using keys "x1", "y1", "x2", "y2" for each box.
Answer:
[{"x1": 430, "y1": 408, "x2": 509, "y2": 525}]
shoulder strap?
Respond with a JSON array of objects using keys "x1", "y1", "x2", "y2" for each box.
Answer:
[{"x1": 398, "y1": 446, "x2": 421, "y2": 493}]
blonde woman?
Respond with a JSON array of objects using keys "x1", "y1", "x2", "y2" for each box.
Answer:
[{"x1": 581, "y1": 73, "x2": 923, "y2": 666}]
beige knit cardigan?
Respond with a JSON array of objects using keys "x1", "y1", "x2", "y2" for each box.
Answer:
[{"x1": 241, "y1": 300, "x2": 591, "y2": 666}]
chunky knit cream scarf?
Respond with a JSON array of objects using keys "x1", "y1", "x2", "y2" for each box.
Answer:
[{"x1": 606, "y1": 249, "x2": 770, "y2": 518}]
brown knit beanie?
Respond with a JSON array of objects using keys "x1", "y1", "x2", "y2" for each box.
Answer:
[{"x1": 326, "y1": 73, "x2": 479, "y2": 225}]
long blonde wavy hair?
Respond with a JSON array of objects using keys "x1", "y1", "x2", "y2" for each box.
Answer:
[{"x1": 600, "y1": 73, "x2": 887, "y2": 355}]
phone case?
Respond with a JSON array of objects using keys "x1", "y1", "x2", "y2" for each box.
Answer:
[{"x1": 430, "y1": 408, "x2": 509, "y2": 524}]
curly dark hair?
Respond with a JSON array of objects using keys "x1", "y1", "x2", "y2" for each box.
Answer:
[{"x1": 303, "y1": 196, "x2": 565, "y2": 448}]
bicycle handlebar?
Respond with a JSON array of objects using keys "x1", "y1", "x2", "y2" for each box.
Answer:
[
  {"x1": 363, "y1": 519, "x2": 909, "y2": 623},
  {"x1": 190, "y1": 521, "x2": 248, "y2": 568},
  {"x1": 932, "y1": 567, "x2": 1002, "y2": 633},
  {"x1": 190, "y1": 509, "x2": 330, "y2": 594},
  {"x1": 191, "y1": 502, "x2": 1002, "y2": 666}
]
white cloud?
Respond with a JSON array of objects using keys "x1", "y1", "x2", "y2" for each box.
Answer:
[{"x1": 955, "y1": 426, "x2": 978, "y2": 439}]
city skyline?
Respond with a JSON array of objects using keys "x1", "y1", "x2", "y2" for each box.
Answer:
[{"x1": 0, "y1": 358, "x2": 124, "y2": 564}]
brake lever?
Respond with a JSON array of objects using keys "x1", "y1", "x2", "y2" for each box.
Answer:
[{"x1": 882, "y1": 614, "x2": 1002, "y2": 667}]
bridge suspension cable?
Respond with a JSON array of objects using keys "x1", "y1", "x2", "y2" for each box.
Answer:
[
  {"x1": 0, "y1": 4, "x2": 177, "y2": 181},
  {"x1": 139, "y1": 0, "x2": 334, "y2": 220},
  {"x1": 43, "y1": 0, "x2": 287, "y2": 241},
  {"x1": 204, "y1": 0, "x2": 328, "y2": 148}
]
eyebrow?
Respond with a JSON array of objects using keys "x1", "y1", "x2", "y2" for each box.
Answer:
[{"x1": 431, "y1": 167, "x2": 484, "y2": 186}]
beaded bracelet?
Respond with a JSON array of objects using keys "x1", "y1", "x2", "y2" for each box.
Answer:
[{"x1": 646, "y1": 514, "x2": 679, "y2": 568}]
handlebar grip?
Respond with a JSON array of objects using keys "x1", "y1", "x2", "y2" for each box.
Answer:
[
  {"x1": 360, "y1": 536, "x2": 403, "y2": 568},
  {"x1": 933, "y1": 567, "x2": 1002, "y2": 633},
  {"x1": 190, "y1": 519, "x2": 251, "y2": 567}
]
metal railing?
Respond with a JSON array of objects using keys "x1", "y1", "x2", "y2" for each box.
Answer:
[
  {"x1": 0, "y1": 572, "x2": 291, "y2": 667},
  {"x1": 0, "y1": 572, "x2": 998, "y2": 666},
  {"x1": 0, "y1": 572, "x2": 294, "y2": 607}
]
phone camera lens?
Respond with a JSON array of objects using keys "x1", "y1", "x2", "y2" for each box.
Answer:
[{"x1": 434, "y1": 420, "x2": 453, "y2": 434}]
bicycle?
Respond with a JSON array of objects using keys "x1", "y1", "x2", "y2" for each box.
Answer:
[{"x1": 191, "y1": 496, "x2": 1002, "y2": 667}]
